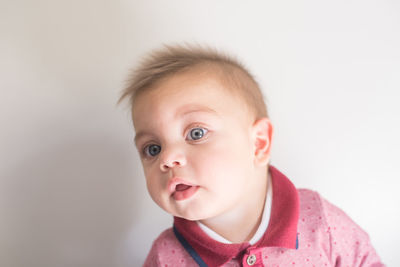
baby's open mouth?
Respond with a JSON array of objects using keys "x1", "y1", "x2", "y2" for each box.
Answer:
[
  {"x1": 175, "y1": 184, "x2": 192, "y2": 192},
  {"x1": 172, "y1": 184, "x2": 199, "y2": 201},
  {"x1": 167, "y1": 178, "x2": 199, "y2": 201}
]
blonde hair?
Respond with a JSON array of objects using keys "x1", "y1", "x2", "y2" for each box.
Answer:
[{"x1": 118, "y1": 44, "x2": 268, "y2": 119}]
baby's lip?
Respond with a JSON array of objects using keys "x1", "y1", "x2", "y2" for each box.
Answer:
[{"x1": 167, "y1": 177, "x2": 196, "y2": 195}]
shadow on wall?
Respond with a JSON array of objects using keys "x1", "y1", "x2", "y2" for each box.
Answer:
[{"x1": 2, "y1": 135, "x2": 143, "y2": 267}]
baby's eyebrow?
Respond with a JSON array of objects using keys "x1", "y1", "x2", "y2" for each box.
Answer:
[
  {"x1": 175, "y1": 104, "x2": 218, "y2": 118},
  {"x1": 134, "y1": 131, "x2": 151, "y2": 146}
]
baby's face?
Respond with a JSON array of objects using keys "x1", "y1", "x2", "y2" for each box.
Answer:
[{"x1": 132, "y1": 71, "x2": 259, "y2": 221}]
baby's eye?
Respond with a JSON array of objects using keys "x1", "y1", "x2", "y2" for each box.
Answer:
[
  {"x1": 187, "y1": 127, "x2": 208, "y2": 141},
  {"x1": 143, "y1": 144, "x2": 161, "y2": 157}
]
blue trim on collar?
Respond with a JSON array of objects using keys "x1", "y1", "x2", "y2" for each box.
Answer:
[
  {"x1": 173, "y1": 225, "x2": 208, "y2": 267},
  {"x1": 296, "y1": 234, "x2": 299, "y2": 249}
]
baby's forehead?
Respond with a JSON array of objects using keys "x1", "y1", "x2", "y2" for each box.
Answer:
[
  {"x1": 141, "y1": 68, "x2": 242, "y2": 101},
  {"x1": 133, "y1": 73, "x2": 254, "y2": 122},
  {"x1": 137, "y1": 76, "x2": 237, "y2": 110}
]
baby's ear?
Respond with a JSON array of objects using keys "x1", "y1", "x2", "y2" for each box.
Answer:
[{"x1": 252, "y1": 118, "x2": 273, "y2": 166}]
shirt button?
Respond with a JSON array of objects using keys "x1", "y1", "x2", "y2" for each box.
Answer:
[{"x1": 246, "y1": 254, "x2": 257, "y2": 266}]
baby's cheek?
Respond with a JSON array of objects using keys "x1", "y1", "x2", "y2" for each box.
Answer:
[
  {"x1": 145, "y1": 174, "x2": 163, "y2": 200},
  {"x1": 196, "y1": 145, "x2": 228, "y2": 166},
  {"x1": 198, "y1": 150, "x2": 241, "y2": 180},
  {"x1": 147, "y1": 183, "x2": 171, "y2": 213}
]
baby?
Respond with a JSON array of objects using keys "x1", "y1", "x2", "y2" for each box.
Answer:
[{"x1": 119, "y1": 45, "x2": 384, "y2": 266}]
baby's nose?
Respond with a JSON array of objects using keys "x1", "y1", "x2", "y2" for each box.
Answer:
[{"x1": 159, "y1": 148, "x2": 187, "y2": 172}]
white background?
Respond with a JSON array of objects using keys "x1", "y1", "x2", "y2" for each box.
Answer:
[{"x1": 1, "y1": 0, "x2": 399, "y2": 266}]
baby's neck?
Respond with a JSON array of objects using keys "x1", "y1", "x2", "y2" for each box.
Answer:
[{"x1": 199, "y1": 170, "x2": 269, "y2": 243}]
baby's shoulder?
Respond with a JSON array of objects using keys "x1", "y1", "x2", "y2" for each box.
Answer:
[
  {"x1": 297, "y1": 188, "x2": 326, "y2": 216},
  {"x1": 296, "y1": 188, "x2": 330, "y2": 231},
  {"x1": 296, "y1": 189, "x2": 384, "y2": 266},
  {"x1": 297, "y1": 188, "x2": 359, "y2": 227},
  {"x1": 297, "y1": 188, "x2": 320, "y2": 203},
  {"x1": 143, "y1": 228, "x2": 196, "y2": 266},
  {"x1": 297, "y1": 188, "x2": 373, "y2": 246},
  {"x1": 297, "y1": 188, "x2": 364, "y2": 228}
]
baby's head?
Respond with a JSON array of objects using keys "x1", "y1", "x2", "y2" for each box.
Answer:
[{"x1": 120, "y1": 45, "x2": 273, "y2": 222}]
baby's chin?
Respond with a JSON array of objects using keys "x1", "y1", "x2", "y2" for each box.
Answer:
[
  {"x1": 166, "y1": 206, "x2": 212, "y2": 221},
  {"x1": 168, "y1": 209, "x2": 205, "y2": 221},
  {"x1": 173, "y1": 214, "x2": 199, "y2": 221},
  {"x1": 157, "y1": 193, "x2": 222, "y2": 221}
]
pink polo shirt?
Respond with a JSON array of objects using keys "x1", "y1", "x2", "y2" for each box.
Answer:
[{"x1": 143, "y1": 166, "x2": 384, "y2": 267}]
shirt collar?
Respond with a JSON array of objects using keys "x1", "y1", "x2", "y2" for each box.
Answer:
[{"x1": 173, "y1": 165, "x2": 299, "y2": 266}]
